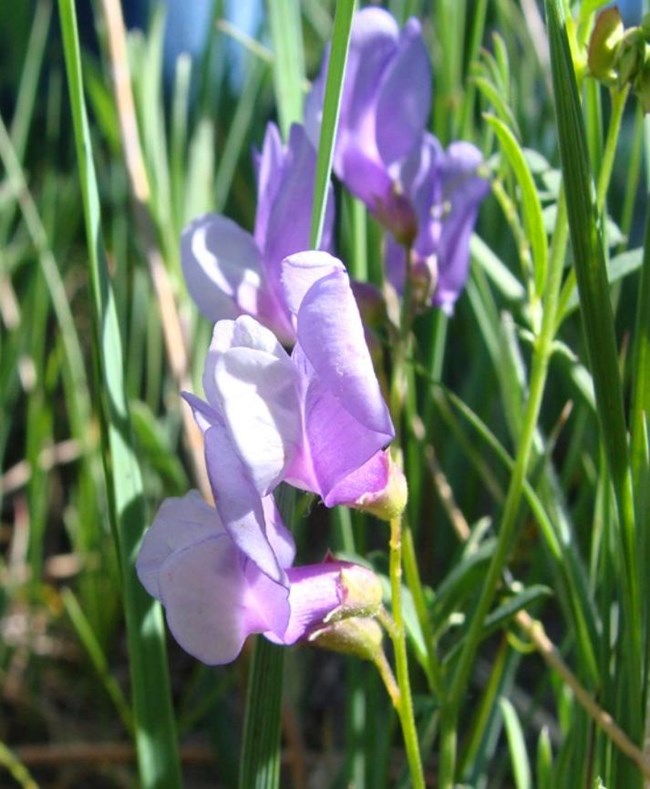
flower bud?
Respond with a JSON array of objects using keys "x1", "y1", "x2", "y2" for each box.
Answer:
[
  {"x1": 309, "y1": 616, "x2": 385, "y2": 662},
  {"x1": 327, "y1": 563, "x2": 384, "y2": 623},
  {"x1": 352, "y1": 451, "x2": 408, "y2": 521},
  {"x1": 588, "y1": 7, "x2": 624, "y2": 84}
]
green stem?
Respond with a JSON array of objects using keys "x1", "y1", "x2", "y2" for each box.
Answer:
[
  {"x1": 438, "y1": 707, "x2": 458, "y2": 789},
  {"x1": 443, "y1": 189, "x2": 569, "y2": 749},
  {"x1": 402, "y1": 524, "x2": 445, "y2": 698},
  {"x1": 389, "y1": 514, "x2": 426, "y2": 789},
  {"x1": 239, "y1": 639, "x2": 284, "y2": 789},
  {"x1": 596, "y1": 86, "x2": 629, "y2": 213}
]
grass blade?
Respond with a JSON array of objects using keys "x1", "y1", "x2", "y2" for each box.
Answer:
[
  {"x1": 57, "y1": 1, "x2": 182, "y2": 785},
  {"x1": 499, "y1": 697, "x2": 532, "y2": 789},
  {"x1": 238, "y1": 485, "x2": 296, "y2": 789},
  {"x1": 309, "y1": 0, "x2": 356, "y2": 249},
  {"x1": 485, "y1": 114, "x2": 548, "y2": 296},
  {"x1": 266, "y1": 0, "x2": 305, "y2": 138},
  {"x1": 545, "y1": 0, "x2": 642, "y2": 779},
  {"x1": 238, "y1": 639, "x2": 285, "y2": 789}
]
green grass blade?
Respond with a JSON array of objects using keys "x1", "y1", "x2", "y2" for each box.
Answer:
[
  {"x1": 266, "y1": 0, "x2": 305, "y2": 138},
  {"x1": 499, "y1": 697, "x2": 532, "y2": 789},
  {"x1": 213, "y1": 57, "x2": 267, "y2": 212},
  {"x1": 545, "y1": 0, "x2": 642, "y2": 777},
  {"x1": 61, "y1": 588, "x2": 134, "y2": 735},
  {"x1": 0, "y1": 743, "x2": 38, "y2": 789},
  {"x1": 631, "y1": 212, "x2": 650, "y2": 503},
  {"x1": 57, "y1": 1, "x2": 182, "y2": 785},
  {"x1": 238, "y1": 639, "x2": 285, "y2": 789},
  {"x1": 485, "y1": 114, "x2": 548, "y2": 297},
  {"x1": 631, "y1": 201, "x2": 650, "y2": 693},
  {"x1": 0, "y1": 0, "x2": 51, "y2": 244},
  {"x1": 309, "y1": 0, "x2": 356, "y2": 249},
  {"x1": 238, "y1": 485, "x2": 295, "y2": 789}
]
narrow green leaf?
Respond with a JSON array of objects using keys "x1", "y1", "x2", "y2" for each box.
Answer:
[
  {"x1": 130, "y1": 401, "x2": 187, "y2": 494},
  {"x1": 536, "y1": 726, "x2": 554, "y2": 789},
  {"x1": 57, "y1": 1, "x2": 182, "y2": 785},
  {"x1": 471, "y1": 235, "x2": 526, "y2": 303},
  {"x1": 562, "y1": 248, "x2": 643, "y2": 314},
  {"x1": 630, "y1": 200, "x2": 650, "y2": 671},
  {"x1": 266, "y1": 0, "x2": 305, "y2": 138},
  {"x1": 473, "y1": 76, "x2": 519, "y2": 135},
  {"x1": 310, "y1": 0, "x2": 356, "y2": 249},
  {"x1": 499, "y1": 697, "x2": 532, "y2": 789},
  {"x1": 546, "y1": 0, "x2": 642, "y2": 775},
  {"x1": 213, "y1": 57, "x2": 267, "y2": 212},
  {"x1": 0, "y1": 742, "x2": 38, "y2": 789},
  {"x1": 238, "y1": 639, "x2": 284, "y2": 789},
  {"x1": 238, "y1": 485, "x2": 295, "y2": 789},
  {"x1": 483, "y1": 585, "x2": 551, "y2": 635},
  {"x1": 61, "y1": 588, "x2": 134, "y2": 734},
  {"x1": 485, "y1": 114, "x2": 548, "y2": 295}
]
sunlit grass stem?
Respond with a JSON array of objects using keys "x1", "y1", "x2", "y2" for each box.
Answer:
[
  {"x1": 438, "y1": 192, "x2": 569, "y2": 788},
  {"x1": 388, "y1": 514, "x2": 426, "y2": 789}
]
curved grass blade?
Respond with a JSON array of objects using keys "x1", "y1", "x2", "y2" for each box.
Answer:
[
  {"x1": 239, "y1": 484, "x2": 295, "y2": 789},
  {"x1": 485, "y1": 114, "x2": 548, "y2": 296},
  {"x1": 309, "y1": 0, "x2": 356, "y2": 249},
  {"x1": 545, "y1": 0, "x2": 642, "y2": 779},
  {"x1": 57, "y1": 1, "x2": 182, "y2": 785},
  {"x1": 267, "y1": 0, "x2": 305, "y2": 138},
  {"x1": 240, "y1": 14, "x2": 356, "y2": 779},
  {"x1": 238, "y1": 639, "x2": 285, "y2": 789},
  {"x1": 499, "y1": 697, "x2": 532, "y2": 789}
]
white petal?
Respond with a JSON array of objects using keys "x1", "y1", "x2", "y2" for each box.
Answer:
[
  {"x1": 203, "y1": 316, "x2": 289, "y2": 411},
  {"x1": 215, "y1": 345, "x2": 301, "y2": 493},
  {"x1": 181, "y1": 214, "x2": 263, "y2": 321},
  {"x1": 137, "y1": 492, "x2": 223, "y2": 600}
]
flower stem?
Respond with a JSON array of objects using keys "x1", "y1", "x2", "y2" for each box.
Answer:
[
  {"x1": 373, "y1": 648, "x2": 401, "y2": 710},
  {"x1": 389, "y1": 514, "x2": 426, "y2": 789},
  {"x1": 440, "y1": 190, "x2": 569, "y2": 783}
]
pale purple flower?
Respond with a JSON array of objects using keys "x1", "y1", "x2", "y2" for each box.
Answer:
[
  {"x1": 136, "y1": 491, "x2": 382, "y2": 665},
  {"x1": 385, "y1": 136, "x2": 491, "y2": 313},
  {"x1": 182, "y1": 122, "x2": 334, "y2": 344},
  {"x1": 184, "y1": 251, "x2": 396, "y2": 558},
  {"x1": 305, "y1": 7, "x2": 431, "y2": 241},
  {"x1": 305, "y1": 8, "x2": 490, "y2": 312}
]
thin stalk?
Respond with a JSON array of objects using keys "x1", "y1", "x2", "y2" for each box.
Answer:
[
  {"x1": 266, "y1": 0, "x2": 305, "y2": 138},
  {"x1": 595, "y1": 86, "x2": 629, "y2": 212},
  {"x1": 459, "y1": 0, "x2": 489, "y2": 138},
  {"x1": 57, "y1": 1, "x2": 182, "y2": 783},
  {"x1": 619, "y1": 105, "x2": 644, "y2": 246},
  {"x1": 99, "y1": 0, "x2": 210, "y2": 500},
  {"x1": 432, "y1": 421, "x2": 649, "y2": 778},
  {"x1": 239, "y1": 639, "x2": 284, "y2": 789},
  {"x1": 633, "y1": 182, "x2": 650, "y2": 761},
  {"x1": 546, "y1": 7, "x2": 642, "y2": 778},
  {"x1": 402, "y1": 523, "x2": 445, "y2": 698},
  {"x1": 385, "y1": 240, "x2": 426, "y2": 787},
  {"x1": 309, "y1": 0, "x2": 356, "y2": 249},
  {"x1": 388, "y1": 514, "x2": 426, "y2": 789},
  {"x1": 440, "y1": 189, "x2": 569, "y2": 785}
]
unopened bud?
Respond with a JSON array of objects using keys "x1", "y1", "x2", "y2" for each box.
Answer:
[
  {"x1": 352, "y1": 451, "x2": 408, "y2": 521},
  {"x1": 588, "y1": 7, "x2": 624, "y2": 84},
  {"x1": 327, "y1": 563, "x2": 384, "y2": 623},
  {"x1": 309, "y1": 616, "x2": 385, "y2": 661}
]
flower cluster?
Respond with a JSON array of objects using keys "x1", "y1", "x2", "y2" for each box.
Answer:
[
  {"x1": 139, "y1": 248, "x2": 402, "y2": 664},
  {"x1": 306, "y1": 7, "x2": 490, "y2": 312},
  {"x1": 182, "y1": 123, "x2": 334, "y2": 344},
  {"x1": 137, "y1": 7, "x2": 488, "y2": 666},
  {"x1": 138, "y1": 491, "x2": 382, "y2": 665}
]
